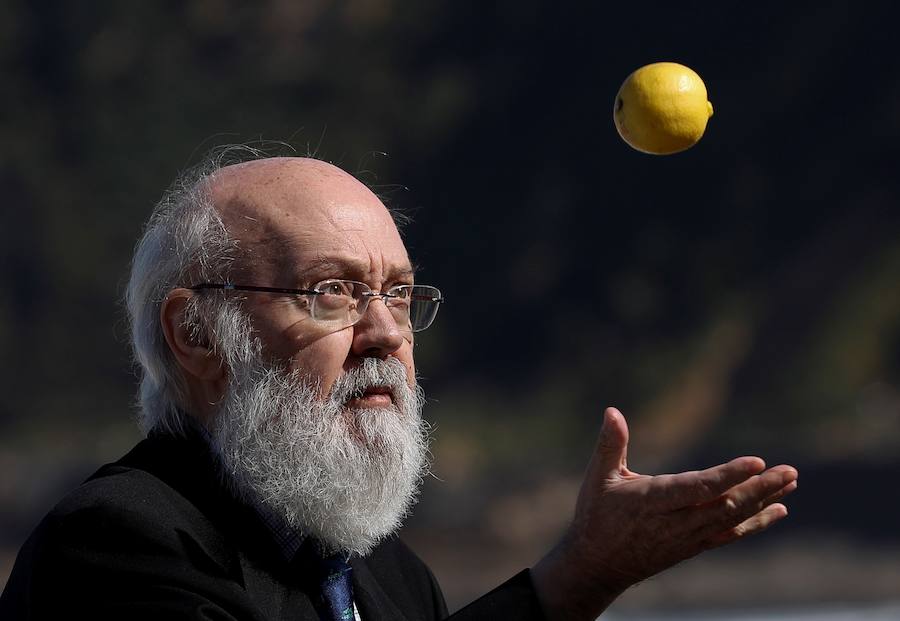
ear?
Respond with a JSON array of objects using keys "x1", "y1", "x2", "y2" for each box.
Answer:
[{"x1": 160, "y1": 288, "x2": 225, "y2": 381}]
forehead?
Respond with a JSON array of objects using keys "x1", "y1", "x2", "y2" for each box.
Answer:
[{"x1": 210, "y1": 158, "x2": 411, "y2": 282}]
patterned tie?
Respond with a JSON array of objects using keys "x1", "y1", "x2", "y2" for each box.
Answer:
[{"x1": 313, "y1": 552, "x2": 355, "y2": 621}]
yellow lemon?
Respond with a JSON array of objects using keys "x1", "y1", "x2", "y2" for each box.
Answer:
[{"x1": 613, "y1": 62, "x2": 714, "y2": 155}]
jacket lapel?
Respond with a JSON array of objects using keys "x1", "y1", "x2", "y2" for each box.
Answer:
[
  {"x1": 113, "y1": 432, "x2": 414, "y2": 621},
  {"x1": 350, "y1": 555, "x2": 411, "y2": 621}
]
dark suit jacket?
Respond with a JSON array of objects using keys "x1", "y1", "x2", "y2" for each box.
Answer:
[{"x1": 0, "y1": 431, "x2": 545, "y2": 620}]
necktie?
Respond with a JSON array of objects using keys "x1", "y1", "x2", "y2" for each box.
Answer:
[{"x1": 314, "y1": 552, "x2": 355, "y2": 621}]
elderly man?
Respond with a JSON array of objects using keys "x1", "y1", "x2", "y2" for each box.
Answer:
[{"x1": 1, "y1": 152, "x2": 798, "y2": 620}]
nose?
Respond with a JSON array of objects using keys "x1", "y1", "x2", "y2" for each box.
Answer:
[{"x1": 350, "y1": 297, "x2": 406, "y2": 358}]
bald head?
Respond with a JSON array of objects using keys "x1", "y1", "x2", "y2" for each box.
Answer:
[
  {"x1": 205, "y1": 157, "x2": 410, "y2": 286},
  {"x1": 210, "y1": 157, "x2": 379, "y2": 225}
]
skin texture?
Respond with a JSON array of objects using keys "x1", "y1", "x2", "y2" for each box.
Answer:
[
  {"x1": 159, "y1": 157, "x2": 799, "y2": 619},
  {"x1": 160, "y1": 157, "x2": 416, "y2": 423},
  {"x1": 531, "y1": 407, "x2": 798, "y2": 620}
]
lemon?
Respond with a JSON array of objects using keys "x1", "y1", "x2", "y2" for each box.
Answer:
[{"x1": 613, "y1": 62, "x2": 714, "y2": 155}]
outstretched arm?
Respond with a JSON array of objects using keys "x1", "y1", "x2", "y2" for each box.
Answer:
[{"x1": 531, "y1": 407, "x2": 798, "y2": 620}]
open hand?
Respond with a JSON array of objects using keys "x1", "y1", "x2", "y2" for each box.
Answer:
[{"x1": 531, "y1": 407, "x2": 798, "y2": 620}]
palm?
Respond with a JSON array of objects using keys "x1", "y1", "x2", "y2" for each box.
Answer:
[{"x1": 533, "y1": 407, "x2": 798, "y2": 620}]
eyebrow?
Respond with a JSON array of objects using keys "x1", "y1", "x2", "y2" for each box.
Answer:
[{"x1": 294, "y1": 256, "x2": 418, "y2": 283}]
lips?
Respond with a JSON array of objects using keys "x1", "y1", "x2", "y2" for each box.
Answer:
[{"x1": 346, "y1": 385, "x2": 395, "y2": 408}]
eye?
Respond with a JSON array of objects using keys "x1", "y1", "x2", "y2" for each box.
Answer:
[
  {"x1": 317, "y1": 280, "x2": 354, "y2": 296},
  {"x1": 388, "y1": 284, "x2": 413, "y2": 299}
]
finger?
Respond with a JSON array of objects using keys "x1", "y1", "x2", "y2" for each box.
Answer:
[
  {"x1": 686, "y1": 466, "x2": 797, "y2": 539},
  {"x1": 648, "y1": 456, "x2": 766, "y2": 511},
  {"x1": 586, "y1": 407, "x2": 630, "y2": 479},
  {"x1": 702, "y1": 503, "x2": 789, "y2": 549},
  {"x1": 762, "y1": 479, "x2": 798, "y2": 507},
  {"x1": 742, "y1": 466, "x2": 798, "y2": 509}
]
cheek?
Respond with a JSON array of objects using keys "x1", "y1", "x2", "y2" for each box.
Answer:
[
  {"x1": 288, "y1": 331, "x2": 355, "y2": 396},
  {"x1": 394, "y1": 344, "x2": 417, "y2": 386}
]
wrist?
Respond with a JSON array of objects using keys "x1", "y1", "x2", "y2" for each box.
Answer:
[{"x1": 531, "y1": 539, "x2": 625, "y2": 621}]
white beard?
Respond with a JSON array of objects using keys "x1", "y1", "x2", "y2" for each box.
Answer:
[{"x1": 208, "y1": 354, "x2": 430, "y2": 557}]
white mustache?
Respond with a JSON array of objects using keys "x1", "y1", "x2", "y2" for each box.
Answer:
[{"x1": 327, "y1": 358, "x2": 410, "y2": 408}]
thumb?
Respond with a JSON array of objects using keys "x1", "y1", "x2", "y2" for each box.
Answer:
[{"x1": 590, "y1": 407, "x2": 630, "y2": 478}]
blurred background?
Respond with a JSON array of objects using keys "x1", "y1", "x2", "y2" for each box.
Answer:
[{"x1": 2, "y1": 1, "x2": 900, "y2": 618}]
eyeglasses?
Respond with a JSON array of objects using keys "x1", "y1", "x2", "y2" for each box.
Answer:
[{"x1": 188, "y1": 279, "x2": 444, "y2": 334}]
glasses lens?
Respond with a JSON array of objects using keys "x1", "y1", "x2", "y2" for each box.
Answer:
[
  {"x1": 312, "y1": 280, "x2": 365, "y2": 326},
  {"x1": 311, "y1": 280, "x2": 442, "y2": 333},
  {"x1": 407, "y1": 285, "x2": 442, "y2": 332},
  {"x1": 374, "y1": 285, "x2": 443, "y2": 334}
]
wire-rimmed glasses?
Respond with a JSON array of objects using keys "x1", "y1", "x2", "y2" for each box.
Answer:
[{"x1": 188, "y1": 279, "x2": 444, "y2": 334}]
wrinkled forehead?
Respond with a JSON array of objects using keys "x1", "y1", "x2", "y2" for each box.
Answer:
[{"x1": 208, "y1": 158, "x2": 412, "y2": 283}]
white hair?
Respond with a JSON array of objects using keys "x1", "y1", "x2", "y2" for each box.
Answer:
[{"x1": 125, "y1": 146, "x2": 266, "y2": 436}]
